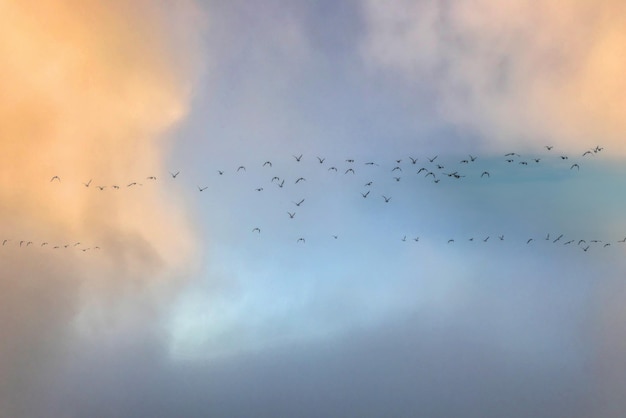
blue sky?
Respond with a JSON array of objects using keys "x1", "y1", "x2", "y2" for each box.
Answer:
[{"x1": 2, "y1": 1, "x2": 626, "y2": 417}]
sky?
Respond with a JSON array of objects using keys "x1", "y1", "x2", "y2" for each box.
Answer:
[{"x1": 2, "y1": 0, "x2": 626, "y2": 416}]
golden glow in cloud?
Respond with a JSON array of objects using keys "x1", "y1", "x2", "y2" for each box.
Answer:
[
  {"x1": 362, "y1": 0, "x2": 626, "y2": 154},
  {"x1": 0, "y1": 0, "x2": 203, "y2": 414}
]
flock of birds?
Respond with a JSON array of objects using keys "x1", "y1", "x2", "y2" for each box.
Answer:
[{"x1": 35, "y1": 144, "x2": 622, "y2": 253}]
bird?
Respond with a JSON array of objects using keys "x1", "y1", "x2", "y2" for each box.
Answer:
[
  {"x1": 217, "y1": 170, "x2": 224, "y2": 175},
  {"x1": 570, "y1": 164, "x2": 579, "y2": 170},
  {"x1": 97, "y1": 186, "x2": 105, "y2": 191},
  {"x1": 409, "y1": 157, "x2": 418, "y2": 164},
  {"x1": 297, "y1": 238, "x2": 305, "y2": 243},
  {"x1": 361, "y1": 191, "x2": 370, "y2": 198},
  {"x1": 396, "y1": 159, "x2": 402, "y2": 164},
  {"x1": 481, "y1": 171, "x2": 490, "y2": 178},
  {"x1": 483, "y1": 236, "x2": 490, "y2": 242},
  {"x1": 469, "y1": 155, "x2": 477, "y2": 162},
  {"x1": 198, "y1": 186, "x2": 208, "y2": 192},
  {"x1": 83, "y1": 179, "x2": 92, "y2": 187},
  {"x1": 346, "y1": 159, "x2": 355, "y2": 163},
  {"x1": 19, "y1": 241, "x2": 24, "y2": 247},
  {"x1": 50, "y1": 176, "x2": 60, "y2": 182},
  {"x1": 417, "y1": 168, "x2": 427, "y2": 174},
  {"x1": 293, "y1": 154, "x2": 303, "y2": 162},
  {"x1": 618, "y1": 237, "x2": 626, "y2": 243},
  {"x1": 328, "y1": 167, "x2": 338, "y2": 172},
  {"x1": 506, "y1": 159, "x2": 514, "y2": 163},
  {"x1": 604, "y1": 243, "x2": 611, "y2": 248},
  {"x1": 364, "y1": 181, "x2": 373, "y2": 187},
  {"x1": 545, "y1": 145, "x2": 553, "y2": 150},
  {"x1": 293, "y1": 199, "x2": 305, "y2": 206},
  {"x1": 564, "y1": 240, "x2": 574, "y2": 245},
  {"x1": 413, "y1": 237, "x2": 419, "y2": 242},
  {"x1": 255, "y1": 187, "x2": 263, "y2": 192},
  {"x1": 382, "y1": 195, "x2": 391, "y2": 203},
  {"x1": 2, "y1": 239, "x2": 8, "y2": 246},
  {"x1": 505, "y1": 152, "x2": 520, "y2": 157},
  {"x1": 271, "y1": 176, "x2": 280, "y2": 182},
  {"x1": 287, "y1": 212, "x2": 295, "y2": 218},
  {"x1": 545, "y1": 233, "x2": 550, "y2": 240},
  {"x1": 560, "y1": 155, "x2": 568, "y2": 160},
  {"x1": 499, "y1": 235, "x2": 504, "y2": 241},
  {"x1": 112, "y1": 185, "x2": 120, "y2": 189},
  {"x1": 578, "y1": 240, "x2": 586, "y2": 245},
  {"x1": 365, "y1": 161, "x2": 379, "y2": 166},
  {"x1": 519, "y1": 161, "x2": 528, "y2": 165},
  {"x1": 344, "y1": 168, "x2": 355, "y2": 175},
  {"x1": 533, "y1": 158, "x2": 541, "y2": 163},
  {"x1": 553, "y1": 234, "x2": 563, "y2": 243},
  {"x1": 237, "y1": 166, "x2": 246, "y2": 172},
  {"x1": 252, "y1": 228, "x2": 261, "y2": 233},
  {"x1": 427, "y1": 155, "x2": 438, "y2": 163},
  {"x1": 278, "y1": 179, "x2": 285, "y2": 188},
  {"x1": 41, "y1": 242, "x2": 48, "y2": 246},
  {"x1": 527, "y1": 238, "x2": 533, "y2": 244},
  {"x1": 263, "y1": 161, "x2": 272, "y2": 167},
  {"x1": 392, "y1": 166, "x2": 402, "y2": 172},
  {"x1": 295, "y1": 177, "x2": 306, "y2": 183},
  {"x1": 127, "y1": 182, "x2": 137, "y2": 187},
  {"x1": 583, "y1": 151, "x2": 593, "y2": 157},
  {"x1": 448, "y1": 239, "x2": 454, "y2": 244},
  {"x1": 332, "y1": 235, "x2": 338, "y2": 239},
  {"x1": 316, "y1": 157, "x2": 325, "y2": 164},
  {"x1": 393, "y1": 177, "x2": 401, "y2": 182},
  {"x1": 73, "y1": 242, "x2": 80, "y2": 246},
  {"x1": 402, "y1": 236, "x2": 407, "y2": 242},
  {"x1": 146, "y1": 176, "x2": 156, "y2": 180},
  {"x1": 460, "y1": 159, "x2": 469, "y2": 164},
  {"x1": 582, "y1": 245, "x2": 590, "y2": 252},
  {"x1": 169, "y1": 171, "x2": 180, "y2": 178}
]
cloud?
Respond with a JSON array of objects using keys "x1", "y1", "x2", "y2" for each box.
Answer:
[
  {"x1": 361, "y1": 0, "x2": 626, "y2": 155},
  {"x1": 0, "y1": 1, "x2": 203, "y2": 414}
]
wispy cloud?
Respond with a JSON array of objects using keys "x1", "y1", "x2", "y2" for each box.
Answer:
[{"x1": 362, "y1": 0, "x2": 626, "y2": 154}]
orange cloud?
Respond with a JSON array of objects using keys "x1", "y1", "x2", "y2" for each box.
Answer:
[{"x1": 0, "y1": 1, "x2": 203, "y2": 414}]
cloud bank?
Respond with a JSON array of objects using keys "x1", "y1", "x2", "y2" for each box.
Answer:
[{"x1": 0, "y1": 1, "x2": 202, "y2": 415}]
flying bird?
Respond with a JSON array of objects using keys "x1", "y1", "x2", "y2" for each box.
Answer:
[
  {"x1": 527, "y1": 238, "x2": 533, "y2": 244},
  {"x1": 392, "y1": 166, "x2": 402, "y2": 172},
  {"x1": 393, "y1": 177, "x2": 401, "y2": 182},
  {"x1": 50, "y1": 176, "x2": 60, "y2": 182},
  {"x1": 570, "y1": 164, "x2": 580, "y2": 170},
  {"x1": 252, "y1": 228, "x2": 261, "y2": 233},
  {"x1": 293, "y1": 154, "x2": 303, "y2": 162},
  {"x1": 382, "y1": 195, "x2": 391, "y2": 203},
  {"x1": 287, "y1": 212, "x2": 296, "y2": 218},
  {"x1": 237, "y1": 166, "x2": 246, "y2": 172},
  {"x1": 345, "y1": 159, "x2": 355, "y2": 163},
  {"x1": 146, "y1": 176, "x2": 156, "y2": 180},
  {"x1": 328, "y1": 167, "x2": 338, "y2": 172},
  {"x1": 293, "y1": 199, "x2": 305, "y2": 206},
  {"x1": 316, "y1": 157, "x2": 325, "y2": 164},
  {"x1": 295, "y1": 177, "x2": 306, "y2": 183},
  {"x1": 344, "y1": 169, "x2": 355, "y2": 175},
  {"x1": 361, "y1": 191, "x2": 370, "y2": 198},
  {"x1": 427, "y1": 155, "x2": 438, "y2": 163},
  {"x1": 83, "y1": 179, "x2": 92, "y2": 187},
  {"x1": 409, "y1": 157, "x2": 418, "y2": 164},
  {"x1": 448, "y1": 239, "x2": 454, "y2": 244},
  {"x1": 169, "y1": 171, "x2": 180, "y2": 178},
  {"x1": 263, "y1": 161, "x2": 272, "y2": 167},
  {"x1": 217, "y1": 170, "x2": 224, "y2": 175},
  {"x1": 198, "y1": 186, "x2": 208, "y2": 192},
  {"x1": 469, "y1": 155, "x2": 477, "y2": 162},
  {"x1": 255, "y1": 187, "x2": 263, "y2": 192},
  {"x1": 364, "y1": 181, "x2": 373, "y2": 187},
  {"x1": 297, "y1": 238, "x2": 305, "y2": 243},
  {"x1": 481, "y1": 171, "x2": 490, "y2": 178},
  {"x1": 545, "y1": 145, "x2": 553, "y2": 150},
  {"x1": 97, "y1": 186, "x2": 105, "y2": 191}
]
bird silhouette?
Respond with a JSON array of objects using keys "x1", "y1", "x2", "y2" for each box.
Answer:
[
  {"x1": 295, "y1": 177, "x2": 306, "y2": 183},
  {"x1": 198, "y1": 186, "x2": 208, "y2": 192},
  {"x1": 169, "y1": 171, "x2": 180, "y2": 178},
  {"x1": 481, "y1": 171, "x2": 490, "y2": 177},
  {"x1": 392, "y1": 166, "x2": 402, "y2": 172},
  {"x1": 361, "y1": 191, "x2": 370, "y2": 198},
  {"x1": 252, "y1": 227, "x2": 261, "y2": 233},
  {"x1": 293, "y1": 154, "x2": 303, "y2": 162},
  {"x1": 293, "y1": 199, "x2": 305, "y2": 206},
  {"x1": 393, "y1": 177, "x2": 401, "y2": 182},
  {"x1": 297, "y1": 238, "x2": 305, "y2": 243},
  {"x1": 287, "y1": 212, "x2": 295, "y2": 218},
  {"x1": 469, "y1": 155, "x2": 477, "y2": 162},
  {"x1": 237, "y1": 166, "x2": 246, "y2": 172},
  {"x1": 328, "y1": 167, "x2": 338, "y2": 172},
  {"x1": 255, "y1": 187, "x2": 263, "y2": 192},
  {"x1": 97, "y1": 186, "x2": 105, "y2": 191},
  {"x1": 527, "y1": 238, "x2": 533, "y2": 244},
  {"x1": 50, "y1": 176, "x2": 60, "y2": 182},
  {"x1": 217, "y1": 170, "x2": 224, "y2": 175},
  {"x1": 427, "y1": 156, "x2": 438, "y2": 163},
  {"x1": 545, "y1": 145, "x2": 553, "y2": 150},
  {"x1": 570, "y1": 164, "x2": 580, "y2": 170},
  {"x1": 146, "y1": 176, "x2": 156, "y2": 180},
  {"x1": 409, "y1": 157, "x2": 418, "y2": 164},
  {"x1": 263, "y1": 161, "x2": 272, "y2": 167},
  {"x1": 448, "y1": 239, "x2": 454, "y2": 244},
  {"x1": 382, "y1": 195, "x2": 391, "y2": 203},
  {"x1": 344, "y1": 169, "x2": 355, "y2": 175},
  {"x1": 346, "y1": 159, "x2": 355, "y2": 163},
  {"x1": 83, "y1": 179, "x2": 92, "y2": 187},
  {"x1": 316, "y1": 157, "x2": 325, "y2": 164},
  {"x1": 364, "y1": 181, "x2": 373, "y2": 187}
]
